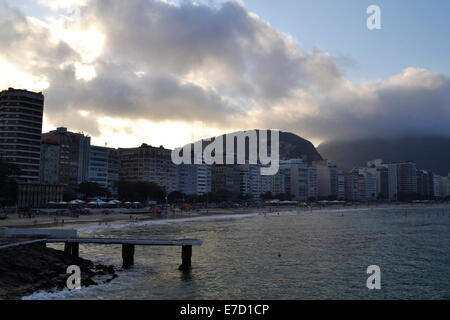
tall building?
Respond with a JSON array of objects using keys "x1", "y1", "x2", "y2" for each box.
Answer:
[
  {"x1": 307, "y1": 166, "x2": 318, "y2": 200},
  {"x1": 119, "y1": 144, "x2": 177, "y2": 193},
  {"x1": 367, "y1": 160, "x2": 390, "y2": 200},
  {"x1": 88, "y1": 145, "x2": 120, "y2": 194},
  {"x1": 42, "y1": 127, "x2": 91, "y2": 189},
  {"x1": 395, "y1": 161, "x2": 418, "y2": 198},
  {"x1": 417, "y1": 170, "x2": 434, "y2": 200},
  {"x1": 313, "y1": 160, "x2": 332, "y2": 198},
  {"x1": 0, "y1": 88, "x2": 44, "y2": 182},
  {"x1": 313, "y1": 160, "x2": 343, "y2": 200},
  {"x1": 279, "y1": 159, "x2": 309, "y2": 201},
  {"x1": 344, "y1": 172, "x2": 359, "y2": 201},
  {"x1": 177, "y1": 163, "x2": 212, "y2": 196},
  {"x1": 40, "y1": 141, "x2": 60, "y2": 184},
  {"x1": 211, "y1": 165, "x2": 240, "y2": 195}
]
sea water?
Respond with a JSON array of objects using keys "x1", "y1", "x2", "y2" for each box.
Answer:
[{"x1": 24, "y1": 207, "x2": 450, "y2": 300}]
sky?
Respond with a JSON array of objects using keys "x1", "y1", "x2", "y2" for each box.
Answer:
[{"x1": 1, "y1": 0, "x2": 450, "y2": 149}]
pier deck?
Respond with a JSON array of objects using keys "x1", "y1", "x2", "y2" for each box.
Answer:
[{"x1": 0, "y1": 237, "x2": 203, "y2": 270}]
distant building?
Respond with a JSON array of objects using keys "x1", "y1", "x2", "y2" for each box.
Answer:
[
  {"x1": 417, "y1": 170, "x2": 434, "y2": 200},
  {"x1": 119, "y1": 144, "x2": 177, "y2": 193},
  {"x1": 312, "y1": 160, "x2": 332, "y2": 199},
  {"x1": 211, "y1": 165, "x2": 240, "y2": 196},
  {"x1": 42, "y1": 127, "x2": 91, "y2": 189},
  {"x1": 0, "y1": 88, "x2": 44, "y2": 182},
  {"x1": 88, "y1": 145, "x2": 120, "y2": 195},
  {"x1": 40, "y1": 141, "x2": 60, "y2": 184},
  {"x1": 312, "y1": 160, "x2": 344, "y2": 200},
  {"x1": 270, "y1": 171, "x2": 287, "y2": 195},
  {"x1": 17, "y1": 183, "x2": 64, "y2": 209},
  {"x1": 307, "y1": 166, "x2": 318, "y2": 200},
  {"x1": 395, "y1": 161, "x2": 418, "y2": 197},
  {"x1": 177, "y1": 163, "x2": 212, "y2": 196},
  {"x1": 344, "y1": 172, "x2": 359, "y2": 201}
]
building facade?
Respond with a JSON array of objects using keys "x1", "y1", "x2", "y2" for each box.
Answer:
[
  {"x1": 119, "y1": 144, "x2": 177, "y2": 193},
  {"x1": 0, "y1": 88, "x2": 44, "y2": 182},
  {"x1": 42, "y1": 127, "x2": 91, "y2": 189}
]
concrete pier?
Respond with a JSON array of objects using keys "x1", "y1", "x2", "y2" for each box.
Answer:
[{"x1": 0, "y1": 235, "x2": 203, "y2": 270}]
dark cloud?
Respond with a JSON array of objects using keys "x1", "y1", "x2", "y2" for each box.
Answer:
[{"x1": 0, "y1": 0, "x2": 449, "y2": 144}]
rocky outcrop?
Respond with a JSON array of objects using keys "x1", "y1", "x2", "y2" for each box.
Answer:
[{"x1": 0, "y1": 243, "x2": 118, "y2": 300}]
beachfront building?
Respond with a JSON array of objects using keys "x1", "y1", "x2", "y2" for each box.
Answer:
[
  {"x1": 119, "y1": 144, "x2": 177, "y2": 194},
  {"x1": 40, "y1": 141, "x2": 60, "y2": 184},
  {"x1": 394, "y1": 161, "x2": 418, "y2": 200},
  {"x1": 0, "y1": 88, "x2": 44, "y2": 182},
  {"x1": 307, "y1": 166, "x2": 318, "y2": 201},
  {"x1": 344, "y1": 172, "x2": 359, "y2": 201},
  {"x1": 417, "y1": 170, "x2": 434, "y2": 200},
  {"x1": 312, "y1": 160, "x2": 344, "y2": 200},
  {"x1": 366, "y1": 160, "x2": 390, "y2": 200},
  {"x1": 17, "y1": 183, "x2": 64, "y2": 208},
  {"x1": 88, "y1": 145, "x2": 120, "y2": 195},
  {"x1": 270, "y1": 170, "x2": 287, "y2": 195},
  {"x1": 211, "y1": 164, "x2": 240, "y2": 196},
  {"x1": 42, "y1": 127, "x2": 91, "y2": 190},
  {"x1": 279, "y1": 159, "x2": 308, "y2": 201},
  {"x1": 177, "y1": 162, "x2": 212, "y2": 196}
]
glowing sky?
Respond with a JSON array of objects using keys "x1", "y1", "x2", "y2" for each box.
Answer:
[{"x1": 1, "y1": 0, "x2": 450, "y2": 149}]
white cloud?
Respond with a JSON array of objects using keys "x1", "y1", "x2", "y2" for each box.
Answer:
[{"x1": 1, "y1": 0, "x2": 449, "y2": 148}]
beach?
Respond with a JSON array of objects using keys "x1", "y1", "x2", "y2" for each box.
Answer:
[
  {"x1": 1, "y1": 202, "x2": 448, "y2": 231},
  {"x1": 1, "y1": 202, "x2": 449, "y2": 300}
]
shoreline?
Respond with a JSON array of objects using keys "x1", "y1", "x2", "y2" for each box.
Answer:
[
  {"x1": 1, "y1": 203, "x2": 449, "y2": 300},
  {"x1": 1, "y1": 203, "x2": 449, "y2": 232}
]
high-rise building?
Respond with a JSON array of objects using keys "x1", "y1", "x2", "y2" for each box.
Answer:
[
  {"x1": 177, "y1": 163, "x2": 212, "y2": 196},
  {"x1": 211, "y1": 165, "x2": 240, "y2": 196},
  {"x1": 42, "y1": 127, "x2": 91, "y2": 189},
  {"x1": 119, "y1": 144, "x2": 177, "y2": 193},
  {"x1": 40, "y1": 141, "x2": 60, "y2": 184},
  {"x1": 395, "y1": 161, "x2": 418, "y2": 198},
  {"x1": 344, "y1": 172, "x2": 359, "y2": 201},
  {"x1": 307, "y1": 166, "x2": 318, "y2": 200},
  {"x1": 417, "y1": 170, "x2": 434, "y2": 200},
  {"x1": 88, "y1": 146, "x2": 120, "y2": 194},
  {"x1": 0, "y1": 88, "x2": 44, "y2": 182}
]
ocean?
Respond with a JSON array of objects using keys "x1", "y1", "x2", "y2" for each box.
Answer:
[{"x1": 24, "y1": 207, "x2": 450, "y2": 300}]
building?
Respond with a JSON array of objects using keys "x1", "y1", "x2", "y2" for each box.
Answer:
[
  {"x1": 17, "y1": 183, "x2": 64, "y2": 208},
  {"x1": 312, "y1": 160, "x2": 344, "y2": 200},
  {"x1": 270, "y1": 171, "x2": 287, "y2": 195},
  {"x1": 40, "y1": 141, "x2": 60, "y2": 184},
  {"x1": 42, "y1": 127, "x2": 91, "y2": 189},
  {"x1": 313, "y1": 160, "x2": 332, "y2": 199},
  {"x1": 394, "y1": 161, "x2": 418, "y2": 199},
  {"x1": 417, "y1": 170, "x2": 434, "y2": 200},
  {"x1": 119, "y1": 144, "x2": 177, "y2": 193},
  {"x1": 88, "y1": 145, "x2": 120, "y2": 194},
  {"x1": 177, "y1": 163, "x2": 212, "y2": 196},
  {"x1": 0, "y1": 88, "x2": 44, "y2": 182},
  {"x1": 367, "y1": 160, "x2": 390, "y2": 200},
  {"x1": 344, "y1": 172, "x2": 359, "y2": 201},
  {"x1": 307, "y1": 166, "x2": 318, "y2": 200},
  {"x1": 211, "y1": 165, "x2": 240, "y2": 196}
]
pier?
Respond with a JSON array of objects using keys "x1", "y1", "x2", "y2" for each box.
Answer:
[
  {"x1": 52, "y1": 238, "x2": 203, "y2": 270},
  {"x1": 0, "y1": 228, "x2": 203, "y2": 270}
]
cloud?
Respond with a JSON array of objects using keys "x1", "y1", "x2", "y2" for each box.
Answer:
[{"x1": 0, "y1": 0, "x2": 449, "y2": 148}]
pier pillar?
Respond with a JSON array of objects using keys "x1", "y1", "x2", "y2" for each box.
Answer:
[
  {"x1": 179, "y1": 245, "x2": 192, "y2": 271},
  {"x1": 64, "y1": 242, "x2": 79, "y2": 257},
  {"x1": 64, "y1": 242, "x2": 71, "y2": 254},
  {"x1": 72, "y1": 243, "x2": 79, "y2": 257},
  {"x1": 122, "y1": 244, "x2": 135, "y2": 268}
]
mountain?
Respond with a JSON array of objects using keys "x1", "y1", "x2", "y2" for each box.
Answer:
[
  {"x1": 317, "y1": 136, "x2": 450, "y2": 175},
  {"x1": 183, "y1": 130, "x2": 323, "y2": 163}
]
